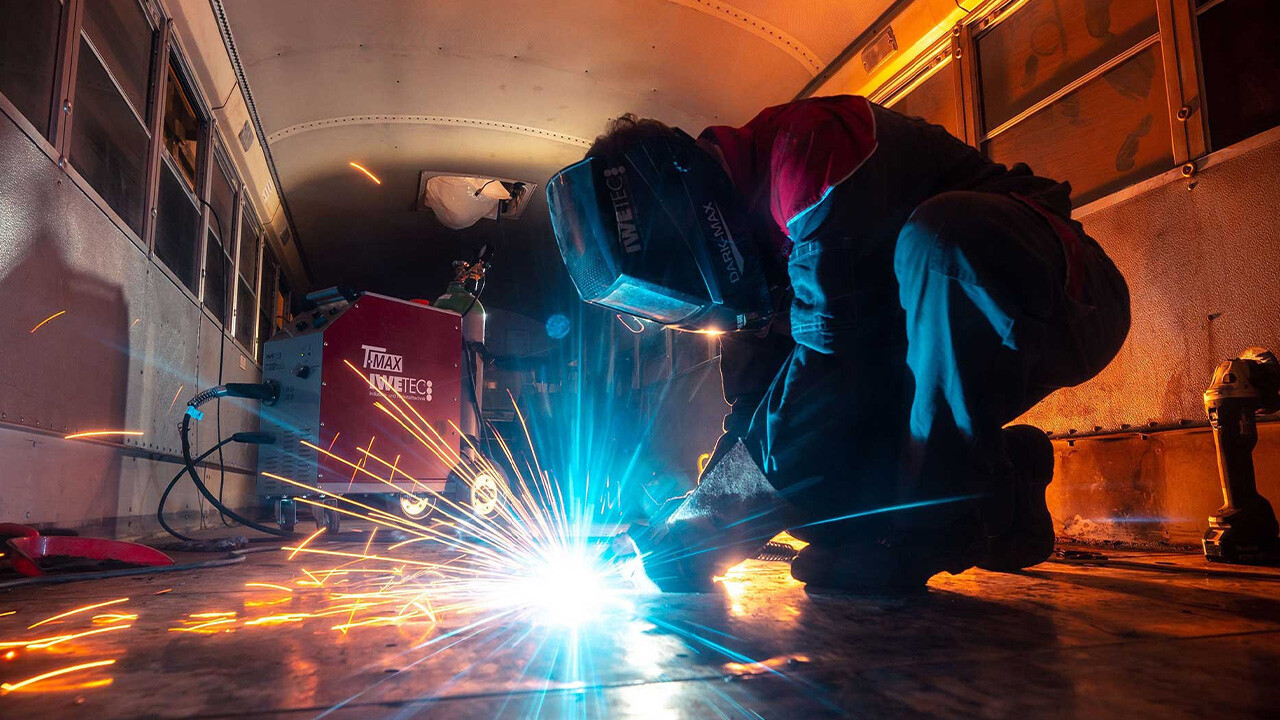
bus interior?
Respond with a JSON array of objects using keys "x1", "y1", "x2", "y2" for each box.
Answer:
[{"x1": 2, "y1": 0, "x2": 1280, "y2": 717}]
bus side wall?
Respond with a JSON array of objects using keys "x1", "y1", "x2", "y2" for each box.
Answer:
[
  {"x1": 1021, "y1": 131, "x2": 1280, "y2": 547},
  {"x1": 0, "y1": 110, "x2": 259, "y2": 537}
]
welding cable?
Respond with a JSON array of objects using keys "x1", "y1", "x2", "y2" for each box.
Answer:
[
  {"x1": 179, "y1": 413, "x2": 291, "y2": 538},
  {"x1": 177, "y1": 385, "x2": 295, "y2": 538},
  {"x1": 157, "y1": 434, "x2": 246, "y2": 542}
]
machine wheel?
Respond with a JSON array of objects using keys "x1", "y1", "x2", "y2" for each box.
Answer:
[
  {"x1": 315, "y1": 505, "x2": 341, "y2": 534},
  {"x1": 468, "y1": 471, "x2": 503, "y2": 519},
  {"x1": 398, "y1": 492, "x2": 437, "y2": 520},
  {"x1": 275, "y1": 498, "x2": 297, "y2": 533}
]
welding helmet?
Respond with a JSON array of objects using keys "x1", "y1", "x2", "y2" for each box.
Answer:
[{"x1": 546, "y1": 129, "x2": 772, "y2": 332}]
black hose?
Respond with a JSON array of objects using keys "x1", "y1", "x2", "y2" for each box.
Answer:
[
  {"x1": 179, "y1": 411, "x2": 293, "y2": 537},
  {"x1": 157, "y1": 437, "x2": 238, "y2": 542}
]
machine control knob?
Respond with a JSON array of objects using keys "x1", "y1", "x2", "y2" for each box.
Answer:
[{"x1": 293, "y1": 364, "x2": 311, "y2": 379}]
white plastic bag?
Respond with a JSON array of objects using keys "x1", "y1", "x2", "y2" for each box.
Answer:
[{"x1": 423, "y1": 176, "x2": 511, "y2": 229}]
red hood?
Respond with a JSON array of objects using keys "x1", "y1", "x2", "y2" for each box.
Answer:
[{"x1": 699, "y1": 95, "x2": 878, "y2": 258}]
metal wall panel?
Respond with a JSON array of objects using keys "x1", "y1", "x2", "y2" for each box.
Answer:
[
  {"x1": 131, "y1": 269, "x2": 202, "y2": 456},
  {"x1": 1, "y1": 107, "x2": 259, "y2": 533},
  {"x1": 1019, "y1": 132, "x2": 1280, "y2": 434}
]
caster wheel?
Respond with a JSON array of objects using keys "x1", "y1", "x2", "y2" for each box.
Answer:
[
  {"x1": 469, "y1": 472, "x2": 502, "y2": 519},
  {"x1": 275, "y1": 498, "x2": 297, "y2": 533},
  {"x1": 316, "y1": 506, "x2": 341, "y2": 534},
  {"x1": 398, "y1": 493, "x2": 436, "y2": 520}
]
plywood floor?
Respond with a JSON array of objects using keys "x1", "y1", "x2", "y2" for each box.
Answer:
[{"x1": 2, "y1": 536, "x2": 1279, "y2": 719}]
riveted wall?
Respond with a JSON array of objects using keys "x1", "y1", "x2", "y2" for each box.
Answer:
[
  {"x1": 1021, "y1": 133, "x2": 1280, "y2": 435},
  {"x1": 0, "y1": 110, "x2": 259, "y2": 536}
]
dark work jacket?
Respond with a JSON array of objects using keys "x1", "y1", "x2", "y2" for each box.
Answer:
[{"x1": 699, "y1": 96, "x2": 1076, "y2": 462}]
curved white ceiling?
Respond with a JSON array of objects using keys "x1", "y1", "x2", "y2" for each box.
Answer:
[{"x1": 218, "y1": 0, "x2": 893, "y2": 308}]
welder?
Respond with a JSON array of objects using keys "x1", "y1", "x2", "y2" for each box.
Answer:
[{"x1": 546, "y1": 95, "x2": 1130, "y2": 592}]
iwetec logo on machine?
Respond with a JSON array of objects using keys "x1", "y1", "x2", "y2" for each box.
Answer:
[{"x1": 361, "y1": 344, "x2": 433, "y2": 401}]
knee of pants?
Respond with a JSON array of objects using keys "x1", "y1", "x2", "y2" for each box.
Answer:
[{"x1": 893, "y1": 191, "x2": 992, "y2": 285}]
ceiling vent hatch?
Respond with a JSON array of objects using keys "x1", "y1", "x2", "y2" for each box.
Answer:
[{"x1": 417, "y1": 172, "x2": 536, "y2": 229}]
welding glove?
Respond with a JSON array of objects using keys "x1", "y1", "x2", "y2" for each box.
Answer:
[{"x1": 615, "y1": 441, "x2": 796, "y2": 592}]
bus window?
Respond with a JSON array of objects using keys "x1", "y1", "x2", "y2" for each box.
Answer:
[
  {"x1": 236, "y1": 210, "x2": 261, "y2": 353},
  {"x1": 889, "y1": 61, "x2": 961, "y2": 140},
  {"x1": 1198, "y1": 0, "x2": 1280, "y2": 150},
  {"x1": 0, "y1": 0, "x2": 60, "y2": 140},
  {"x1": 154, "y1": 58, "x2": 205, "y2": 293},
  {"x1": 985, "y1": 44, "x2": 1173, "y2": 205},
  {"x1": 203, "y1": 149, "x2": 236, "y2": 324},
  {"x1": 162, "y1": 63, "x2": 201, "y2": 188}
]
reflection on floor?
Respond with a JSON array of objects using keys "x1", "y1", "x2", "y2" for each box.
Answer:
[{"x1": 2, "y1": 536, "x2": 1279, "y2": 719}]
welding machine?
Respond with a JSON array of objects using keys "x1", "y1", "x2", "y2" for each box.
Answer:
[{"x1": 256, "y1": 289, "x2": 490, "y2": 532}]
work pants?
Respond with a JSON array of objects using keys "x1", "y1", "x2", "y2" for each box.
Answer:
[{"x1": 737, "y1": 191, "x2": 1130, "y2": 545}]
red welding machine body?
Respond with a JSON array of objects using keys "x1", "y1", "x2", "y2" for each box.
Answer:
[{"x1": 258, "y1": 293, "x2": 463, "y2": 496}]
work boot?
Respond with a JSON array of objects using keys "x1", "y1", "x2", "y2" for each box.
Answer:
[
  {"x1": 789, "y1": 512, "x2": 985, "y2": 593},
  {"x1": 978, "y1": 424, "x2": 1056, "y2": 572}
]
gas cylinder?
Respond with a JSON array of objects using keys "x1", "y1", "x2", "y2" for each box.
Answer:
[{"x1": 435, "y1": 262, "x2": 486, "y2": 443}]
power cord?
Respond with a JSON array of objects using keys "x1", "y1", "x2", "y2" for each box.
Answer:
[{"x1": 196, "y1": 195, "x2": 235, "y2": 529}]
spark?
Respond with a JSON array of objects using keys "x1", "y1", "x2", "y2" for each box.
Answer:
[
  {"x1": 25, "y1": 624, "x2": 131, "y2": 648},
  {"x1": 287, "y1": 528, "x2": 327, "y2": 560},
  {"x1": 142, "y1": 360, "x2": 641, "y2": 706},
  {"x1": 0, "y1": 659, "x2": 116, "y2": 694},
  {"x1": 348, "y1": 161, "x2": 382, "y2": 185},
  {"x1": 245, "y1": 582, "x2": 294, "y2": 593},
  {"x1": 91, "y1": 613, "x2": 138, "y2": 624},
  {"x1": 29, "y1": 310, "x2": 66, "y2": 333},
  {"x1": 167, "y1": 384, "x2": 185, "y2": 413},
  {"x1": 0, "y1": 611, "x2": 14, "y2": 618},
  {"x1": 168, "y1": 618, "x2": 237, "y2": 633},
  {"x1": 63, "y1": 430, "x2": 144, "y2": 441},
  {"x1": 28, "y1": 598, "x2": 130, "y2": 629}
]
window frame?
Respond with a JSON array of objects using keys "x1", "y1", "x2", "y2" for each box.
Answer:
[
  {"x1": 64, "y1": 17, "x2": 157, "y2": 240},
  {"x1": 1190, "y1": 0, "x2": 1279, "y2": 154},
  {"x1": 862, "y1": 0, "x2": 1214, "y2": 212},
  {"x1": 150, "y1": 41, "x2": 212, "y2": 305},
  {"x1": 76, "y1": 15, "x2": 153, "y2": 132},
  {"x1": 871, "y1": 34, "x2": 965, "y2": 142},
  {"x1": 233, "y1": 206, "x2": 264, "y2": 360},
  {"x1": 199, "y1": 140, "x2": 239, "y2": 328},
  {"x1": 967, "y1": 1, "x2": 1166, "y2": 145},
  {"x1": 26, "y1": 0, "x2": 164, "y2": 254},
  {"x1": 0, "y1": 0, "x2": 275, "y2": 370}
]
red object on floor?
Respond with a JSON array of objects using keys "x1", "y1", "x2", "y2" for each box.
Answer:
[{"x1": 0, "y1": 523, "x2": 174, "y2": 577}]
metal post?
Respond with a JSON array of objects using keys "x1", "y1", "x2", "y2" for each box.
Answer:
[
  {"x1": 49, "y1": 0, "x2": 83, "y2": 157},
  {"x1": 142, "y1": 18, "x2": 172, "y2": 255}
]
